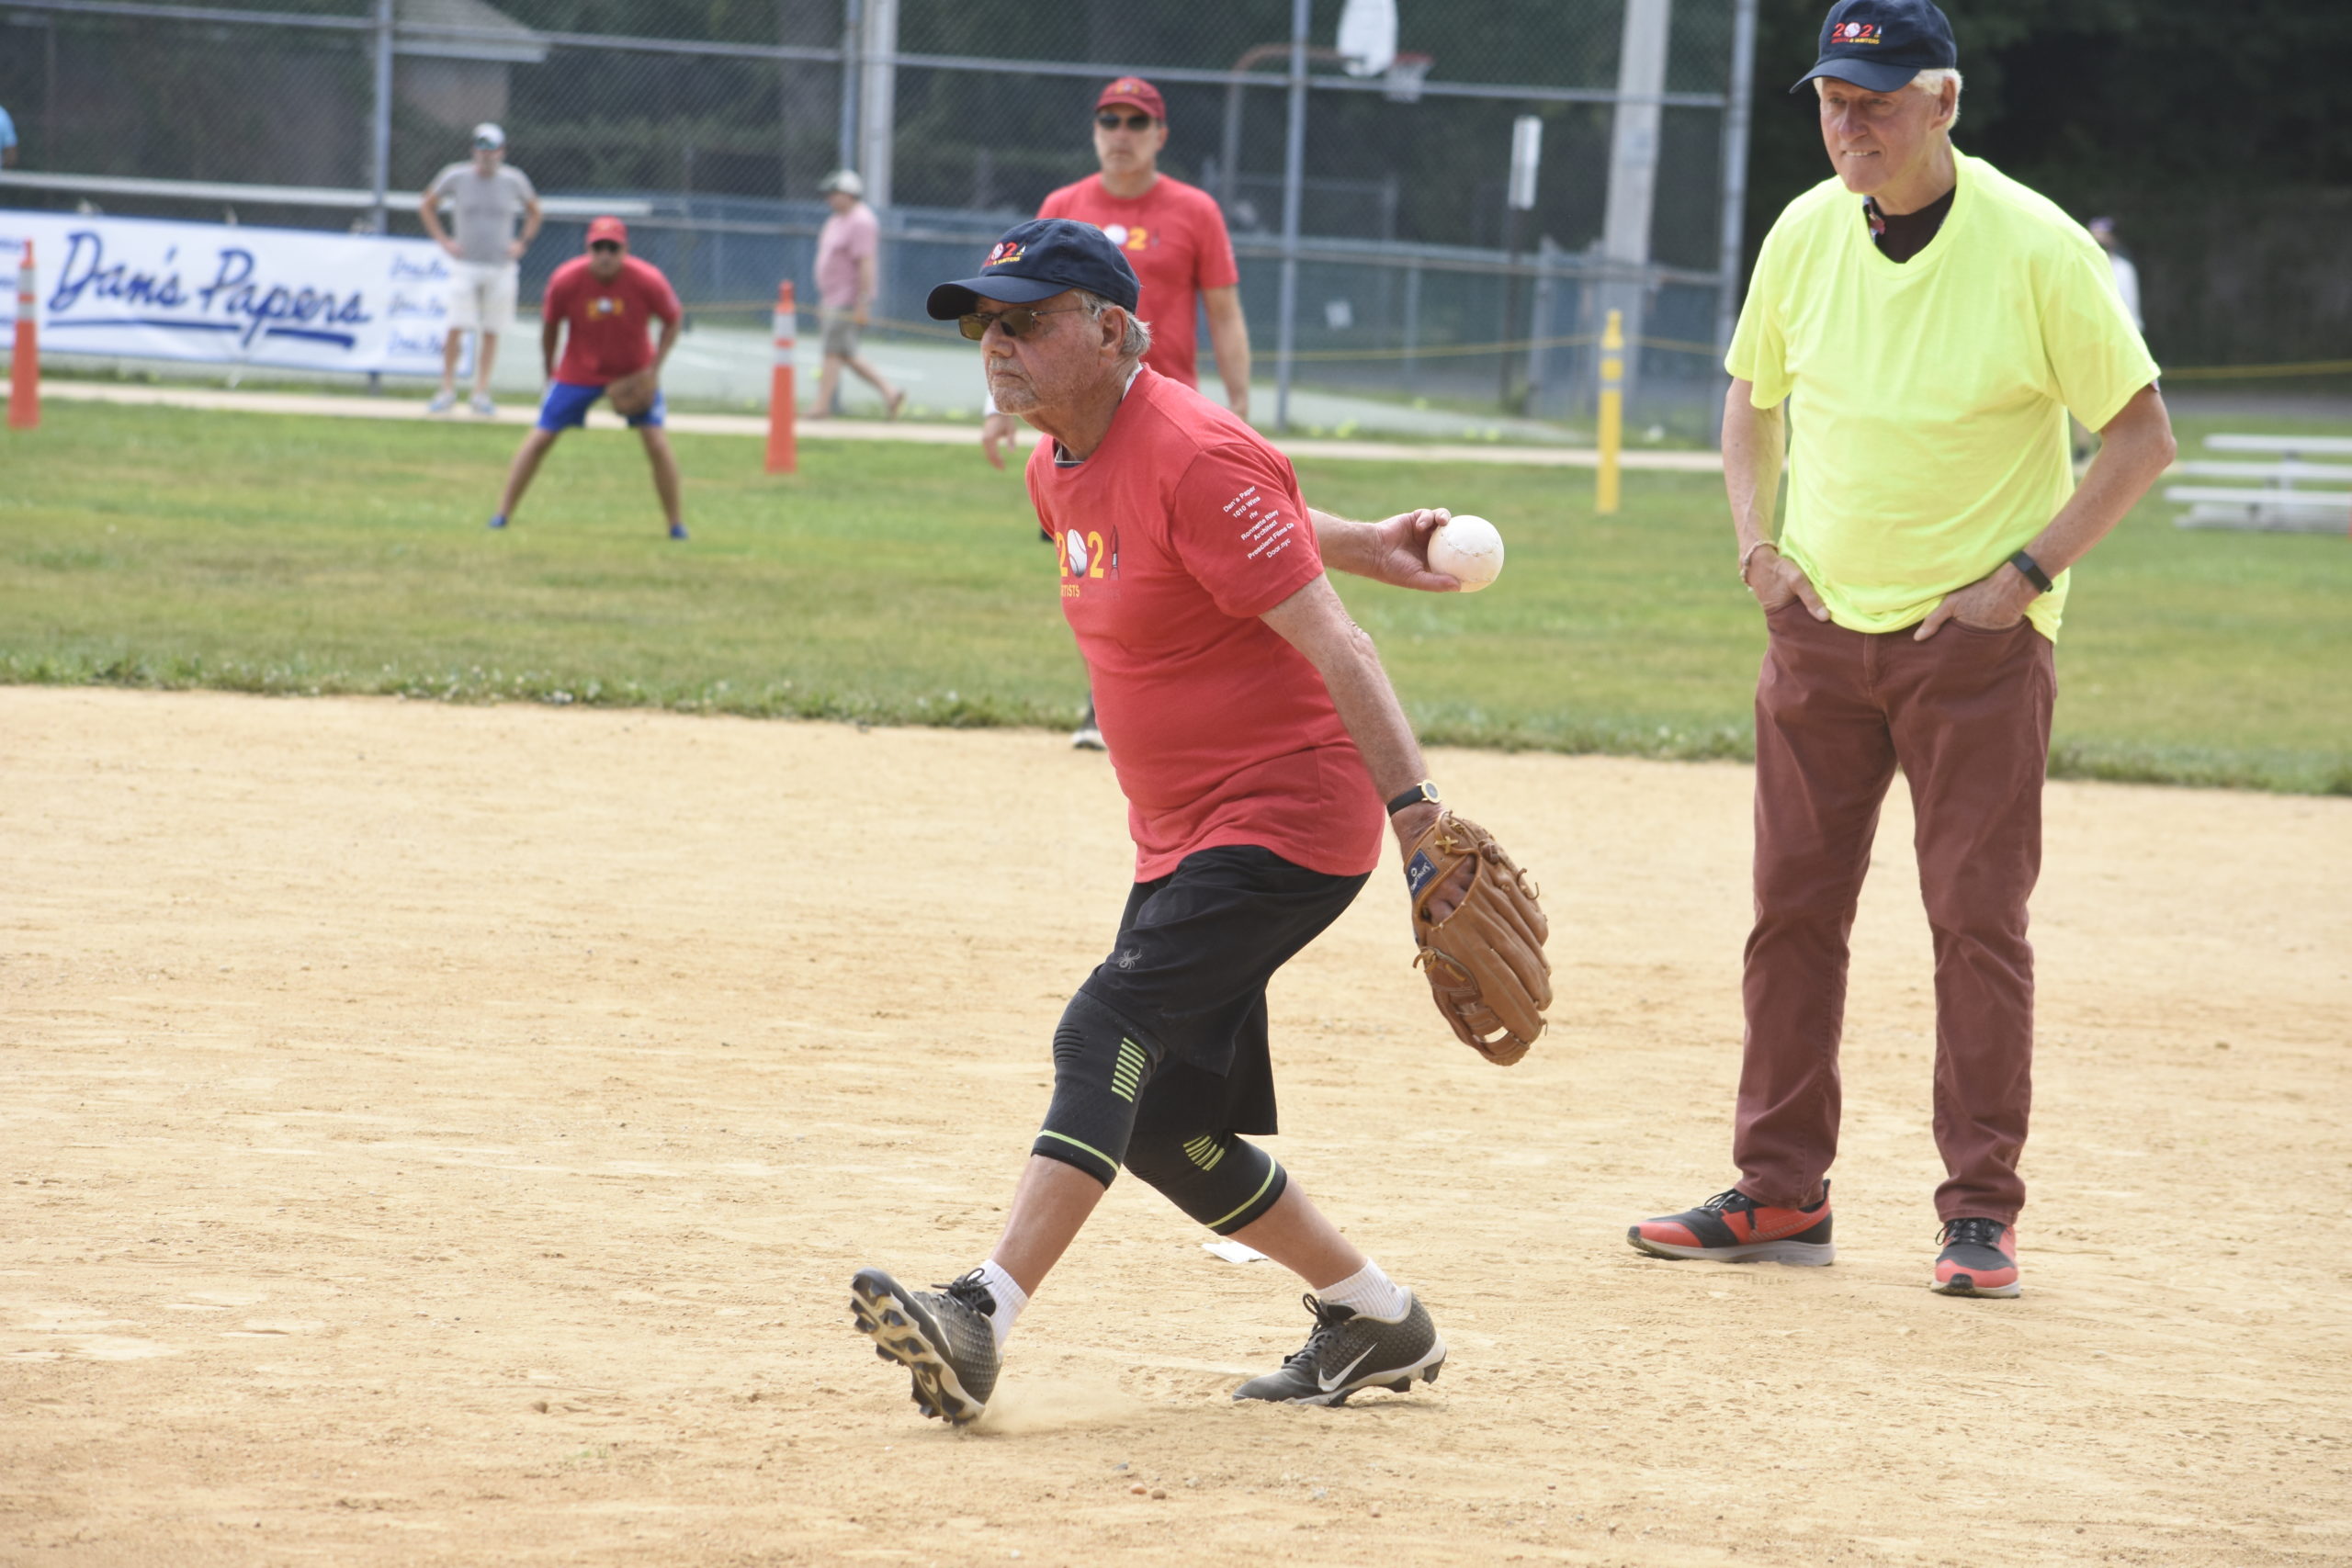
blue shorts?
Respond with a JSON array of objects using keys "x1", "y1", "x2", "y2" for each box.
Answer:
[{"x1": 537, "y1": 378, "x2": 666, "y2": 432}]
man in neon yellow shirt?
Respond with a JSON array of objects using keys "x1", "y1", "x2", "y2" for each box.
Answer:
[{"x1": 1626, "y1": 0, "x2": 2175, "y2": 1300}]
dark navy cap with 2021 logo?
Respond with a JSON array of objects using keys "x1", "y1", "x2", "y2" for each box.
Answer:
[
  {"x1": 925, "y1": 218, "x2": 1141, "y2": 321},
  {"x1": 1792, "y1": 0, "x2": 1957, "y2": 94}
]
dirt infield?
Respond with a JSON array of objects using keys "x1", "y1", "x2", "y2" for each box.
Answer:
[{"x1": 5, "y1": 687, "x2": 2347, "y2": 1567}]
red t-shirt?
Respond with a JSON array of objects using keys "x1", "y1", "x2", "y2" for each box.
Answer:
[
  {"x1": 1024, "y1": 367, "x2": 1382, "y2": 881},
  {"x1": 1036, "y1": 175, "x2": 1239, "y2": 389},
  {"x1": 542, "y1": 254, "x2": 682, "y2": 387}
]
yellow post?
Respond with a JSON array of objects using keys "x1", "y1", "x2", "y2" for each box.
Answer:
[{"x1": 1596, "y1": 308, "x2": 1623, "y2": 514}]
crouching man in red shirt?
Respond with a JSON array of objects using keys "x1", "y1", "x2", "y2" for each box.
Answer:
[
  {"x1": 849, "y1": 219, "x2": 1486, "y2": 1426},
  {"x1": 489, "y1": 217, "x2": 688, "y2": 539}
]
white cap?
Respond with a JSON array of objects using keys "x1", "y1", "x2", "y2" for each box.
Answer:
[
  {"x1": 472, "y1": 123, "x2": 506, "y2": 151},
  {"x1": 820, "y1": 168, "x2": 865, "y2": 197}
]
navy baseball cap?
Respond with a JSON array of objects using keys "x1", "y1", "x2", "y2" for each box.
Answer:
[
  {"x1": 925, "y1": 218, "x2": 1140, "y2": 320},
  {"x1": 1792, "y1": 0, "x2": 1957, "y2": 94}
]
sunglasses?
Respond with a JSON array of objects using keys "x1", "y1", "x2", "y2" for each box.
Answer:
[
  {"x1": 958, "y1": 304, "x2": 1086, "y2": 342},
  {"x1": 588, "y1": 240, "x2": 623, "y2": 253},
  {"x1": 1095, "y1": 110, "x2": 1154, "y2": 131}
]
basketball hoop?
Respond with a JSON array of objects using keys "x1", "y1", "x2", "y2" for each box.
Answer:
[
  {"x1": 1384, "y1": 52, "x2": 1434, "y2": 104},
  {"x1": 1338, "y1": 0, "x2": 1397, "y2": 76}
]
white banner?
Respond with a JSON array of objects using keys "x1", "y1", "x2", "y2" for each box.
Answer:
[{"x1": 0, "y1": 209, "x2": 457, "y2": 375}]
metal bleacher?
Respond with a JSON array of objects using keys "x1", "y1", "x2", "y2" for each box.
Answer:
[{"x1": 2167, "y1": 434, "x2": 2352, "y2": 535}]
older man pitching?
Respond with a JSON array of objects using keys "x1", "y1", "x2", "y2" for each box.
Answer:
[
  {"x1": 1627, "y1": 0, "x2": 2174, "y2": 1299},
  {"x1": 844, "y1": 219, "x2": 1543, "y2": 1426}
]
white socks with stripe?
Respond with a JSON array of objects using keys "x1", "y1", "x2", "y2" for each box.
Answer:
[
  {"x1": 973, "y1": 1259, "x2": 1028, "y2": 1350},
  {"x1": 1315, "y1": 1258, "x2": 1412, "y2": 1322},
  {"x1": 968, "y1": 1258, "x2": 1405, "y2": 1349}
]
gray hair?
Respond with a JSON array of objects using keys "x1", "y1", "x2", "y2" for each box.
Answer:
[
  {"x1": 1078, "y1": 290, "x2": 1152, "y2": 362},
  {"x1": 1815, "y1": 66, "x2": 1963, "y2": 129},
  {"x1": 1911, "y1": 66, "x2": 1962, "y2": 127}
]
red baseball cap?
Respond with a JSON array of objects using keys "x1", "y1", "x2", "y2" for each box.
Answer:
[
  {"x1": 585, "y1": 215, "x2": 629, "y2": 246},
  {"x1": 1095, "y1": 76, "x2": 1166, "y2": 121}
]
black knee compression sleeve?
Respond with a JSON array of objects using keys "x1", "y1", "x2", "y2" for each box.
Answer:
[
  {"x1": 1030, "y1": 991, "x2": 1160, "y2": 1187},
  {"x1": 1124, "y1": 1127, "x2": 1288, "y2": 1235}
]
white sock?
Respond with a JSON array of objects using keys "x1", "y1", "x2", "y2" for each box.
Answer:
[
  {"x1": 1315, "y1": 1258, "x2": 1411, "y2": 1322},
  {"x1": 973, "y1": 1259, "x2": 1028, "y2": 1350}
]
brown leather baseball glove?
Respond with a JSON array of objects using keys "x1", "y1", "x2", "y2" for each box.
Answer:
[
  {"x1": 1404, "y1": 811, "x2": 1551, "y2": 1066},
  {"x1": 606, "y1": 371, "x2": 658, "y2": 417}
]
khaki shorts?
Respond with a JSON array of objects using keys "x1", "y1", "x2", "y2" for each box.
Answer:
[
  {"x1": 820, "y1": 308, "x2": 863, "y2": 359},
  {"x1": 446, "y1": 260, "x2": 519, "y2": 334}
]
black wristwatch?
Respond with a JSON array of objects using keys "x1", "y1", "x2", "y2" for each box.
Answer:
[
  {"x1": 2007, "y1": 548, "x2": 2053, "y2": 595},
  {"x1": 1385, "y1": 780, "x2": 1440, "y2": 816}
]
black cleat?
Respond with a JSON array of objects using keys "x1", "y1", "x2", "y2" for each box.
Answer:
[
  {"x1": 1233, "y1": 1292, "x2": 1446, "y2": 1407},
  {"x1": 848, "y1": 1267, "x2": 1001, "y2": 1426}
]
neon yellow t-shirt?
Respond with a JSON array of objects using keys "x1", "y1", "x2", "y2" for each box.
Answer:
[{"x1": 1726, "y1": 150, "x2": 2159, "y2": 640}]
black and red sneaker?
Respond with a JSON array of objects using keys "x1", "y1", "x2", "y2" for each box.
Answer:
[
  {"x1": 1931, "y1": 1217, "x2": 2020, "y2": 1298},
  {"x1": 1626, "y1": 1182, "x2": 1834, "y2": 1265}
]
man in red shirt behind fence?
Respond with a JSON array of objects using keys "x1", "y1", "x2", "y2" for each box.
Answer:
[
  {"x1": 985, "y1": 75, "x2": 1253, "y2": 751},
  {"x1": 488, "y1": 217, "x2": 688, "y2": 540},
  {"x1": 979, "y1": 74, "x2": 1250, "y2": 471}
]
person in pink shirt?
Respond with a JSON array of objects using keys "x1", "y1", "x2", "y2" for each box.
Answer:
[{"x1": 809, "y1": 169, "x2": 904, "y2": 420}]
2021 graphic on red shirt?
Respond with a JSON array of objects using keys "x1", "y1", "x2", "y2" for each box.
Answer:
[
  {"x1": 1024, "y1": 367, "x2": 1384, "y2": 881},
  {"x1": 1036, "y1": 175, "x2": 1238, "y2": 389},
  {"x1": 542, "y1": 254, "x2": 682, "y2": 387}
]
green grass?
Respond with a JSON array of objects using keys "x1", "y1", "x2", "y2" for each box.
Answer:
[{"x1": 2, "y1": 400, "x2": 2346, "y2": 793}]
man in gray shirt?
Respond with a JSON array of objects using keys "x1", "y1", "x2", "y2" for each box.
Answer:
[{"x1": 420, "y1": 123, "x2": 542, "y2": 416}]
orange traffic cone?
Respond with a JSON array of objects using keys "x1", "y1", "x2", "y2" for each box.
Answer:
[
  {"x1": 765, "y1": 280, "x2": 797, "y2": 475},
  {"x1": 7, "y1": 239, "x2": 36, "y2": 432}
]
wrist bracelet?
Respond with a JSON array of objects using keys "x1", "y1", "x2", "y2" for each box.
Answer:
[
  {"x1": 2007, "y1": 548, "x2": 2054, "y2": 595},
  {"x1": 1385, "y1": 781, "x2": 1440, "y2": 816},
  {"x1": 1738, "y1": 539, "x2": 1780, "y2": 584}
]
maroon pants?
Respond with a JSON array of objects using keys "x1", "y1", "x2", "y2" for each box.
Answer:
[{"x1": 1734, "y1": 602, "x2": 2055, "y2": 1225}]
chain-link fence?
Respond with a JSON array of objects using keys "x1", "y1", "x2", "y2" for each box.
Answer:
[{"x1": 0, "y1": 0, "x2": 1756, "y2": 435}]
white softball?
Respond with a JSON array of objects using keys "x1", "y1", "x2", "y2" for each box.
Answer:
[{"x1": 1428, "y1": 513, "x2": 1505, "y2": 592}]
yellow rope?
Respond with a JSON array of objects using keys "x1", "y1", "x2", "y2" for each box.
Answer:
[
  {"x1": 695, "y1": 303, "x2": 2352, "y2": 379},
  {"x1": 2161, "y1": 358, "x2": 2352, "y2": 381},
  {"x1": 1283, "y1": 333, "x2": 1741, "y2": 363},
  {"x1": 700, "y1": 308, "x2": 1724, "y2": 362}
]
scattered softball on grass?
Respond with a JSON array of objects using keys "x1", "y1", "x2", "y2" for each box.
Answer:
[{"x1": 1429, "y1": 513, "x2": 1506, "y2": 591}]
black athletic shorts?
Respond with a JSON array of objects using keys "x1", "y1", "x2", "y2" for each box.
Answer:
[{"x1": 1077, "y1": 843, "x2": 1371, "y2": 1138}]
